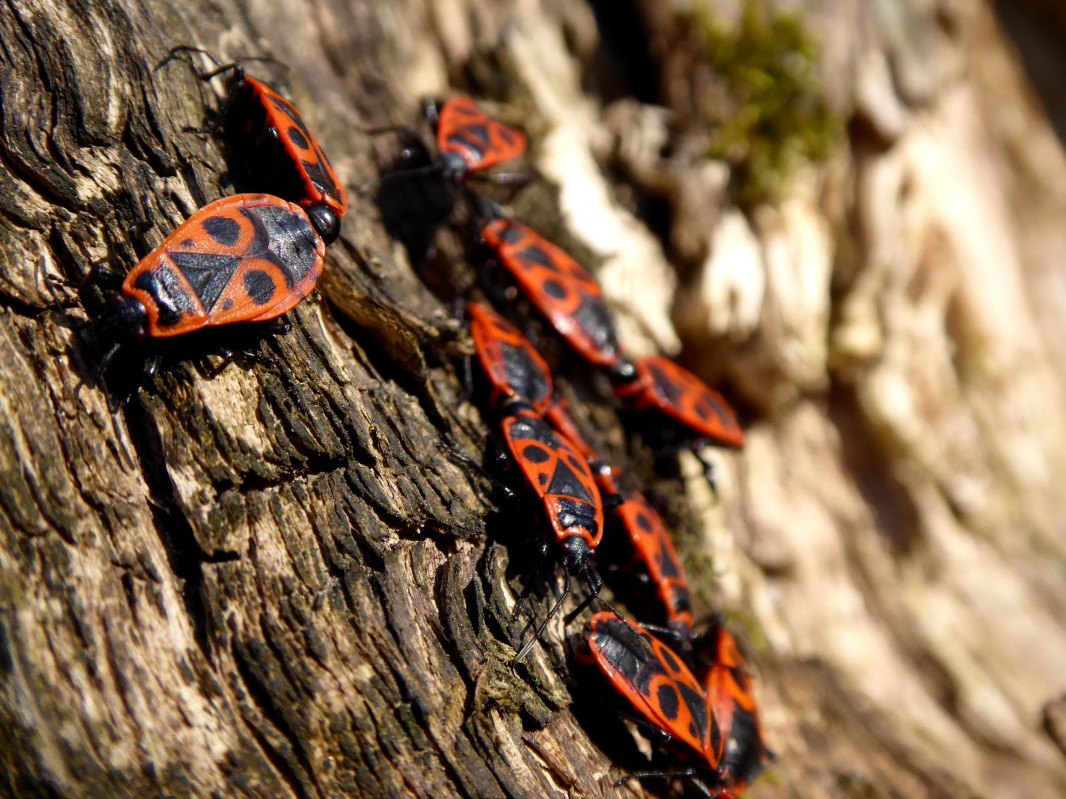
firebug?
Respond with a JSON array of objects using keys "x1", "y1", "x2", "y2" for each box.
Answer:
[
  {"x1": 477, "y1": 212, "x2": 623, "y2": 369},
  {"x1": 502, "y1": 405, "x2": 606, "y2": 661},
  {"x1": 700, "y1": 623, "x2": 775, "y2": 791},
  {"x1": 577, "y1": 612, "x2": 739, "y2": 798},
  {"x1": 96, "y1": 193, "x2": 325, "y2": 341},
  {"x1": 425, "y1": 96, "x2": 528, "y2": 182},
  {"x1": 595, "y1": 469, "x2": 696, "y2": 638},
  {"x1": 612, "y1": 355, "x2": 745, "y2": 450},
  {"x1": 159, "y1": 46, "x2": 346, "y2": 244}
]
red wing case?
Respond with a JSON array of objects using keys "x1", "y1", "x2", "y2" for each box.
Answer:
[
  {"x1": 502, "y1": 408, "x2": 603, "y2": 549},
  {"x1": 468, "y1": 301, "x2": 554, "y2": 411},
  {"x1": 703, "y1": 627, "x2": 774, "y2": 789},
  {"x1": 226, "y1": 76, "x2": 348, "y2": 217},
  {"x1": 467, "y1": 301, "x2": 597, "y2": 460},
  {"x1": 482, "y1": 218, "x2": 622, "y2": 368},
  {"x1": 122, "y1": 194, "x2": 325, "y2": 337},
  {"x1": 581, "y1": 612, "x2": 720, "y2": 768},
  {"x1": 617, "y1": 356, "x2": 745, "y2": 449},
  {"x1": 436, "y1": 97, "x2": 527, "y2": 174},
  {"x1": 596, "y1": 471, "x2": 695, "y2": 632}
]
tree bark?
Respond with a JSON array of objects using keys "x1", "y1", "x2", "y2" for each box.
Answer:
[{"x1": 1, "y1": 1, "x2": 1065, "y2": 798}]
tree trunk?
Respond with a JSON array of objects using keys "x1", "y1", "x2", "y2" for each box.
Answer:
[{"x1": 1, "y1": 0, "x2": 1064, "y2": 798}]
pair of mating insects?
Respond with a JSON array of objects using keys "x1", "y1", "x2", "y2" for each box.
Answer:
[{"x1": 91, "y1": 46, "x2": 770, "y2": 799}]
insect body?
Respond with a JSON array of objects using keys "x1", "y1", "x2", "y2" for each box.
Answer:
[
  {"x1": 502, "y1": 406, "x2": 605, "y2": 575},
  {"x1": 613, "y1": 355, "x2": 745, "y2": 450},
  {"x1": 595, "y1": 469, "x2": 696, "y2": 637},
  {"x1": 427, "y1": 97, "x2": 527, "y2": 182},
  {"x1": 701, "y1": 625, "x2": 775, "y2": 791},
  {"x1": 103, "y1": 194, "x2": 325, "y2": 339},
  {"x1": 479, "y1": 217, "x2": 623, "y2": 369},
  {"x1": 161, "y1": 47, "x2": 346, "y2": 243},
  {"x1": 578, "y1": 612, "x2": 738, "y2": 798},
  {"x1": 467, "y1": 301, "x2": 593, "y2": 453}
]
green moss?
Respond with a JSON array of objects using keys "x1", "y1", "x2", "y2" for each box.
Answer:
[{"x1": 693, "y1": 0, "x2": 842, "y2": 206}]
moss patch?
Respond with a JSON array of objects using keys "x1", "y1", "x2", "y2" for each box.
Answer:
[{"x1": 693, "y1": 0, "x2": 842, "y2": 206}]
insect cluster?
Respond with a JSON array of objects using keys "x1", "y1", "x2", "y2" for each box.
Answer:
[
  {"x1": 83, "y1": 47, "x2": 772, "y2": 799},
  {"x1": 85, "y1": 47, "x2": 347, "y2": 369}
]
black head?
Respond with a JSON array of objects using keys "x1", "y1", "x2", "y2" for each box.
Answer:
[
  {"x1": 438, "y1": 151, "x2": 470, "y2": 182},
  {"x1": 559, "y1": 536, "x2": 592, "y2": 575},
  {"x1": 99, "y1": 293, "x2": 149, "y2": 340},
  {"x1": 306, "y1": 204, "x2": 341, "y2": 244},
  {"x1": 606, "y1": 356, "x2": 637, "y2": 386}
]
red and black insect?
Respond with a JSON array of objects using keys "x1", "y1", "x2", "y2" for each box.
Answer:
[
  {"x1": 97, "y1": 193, "x2": 325, "y2": 341},
  {"x1": 502, "y1": 405, "x2": 606, "y2": 660},
  {"x1": 425, "y1": 97, "x2": 528, "y2": 182},
  {"x1": 160, "y1": 46, "x2": 346, "y2": 244},
  {"x1": 467, "y1": 301, "x2": 595, "y2": 456},
  {"x1": 577, "y1": 612, "x2": 738, "y2": 798},
  {"x1": 369, "y1": 99, "x2": 526, "y2": 266},
  {"x1": 478, "y1": 214, "x2": 623, "y2": 369},
  {"x1": 595, "y1": 469, "x2": 696, "y2": 638},
  {"x1": 701, "y1": 624, "x2": 775, "y2": 791},
  {"x1": 612, "y1": 355, "x2": 745, "y2": 450}
]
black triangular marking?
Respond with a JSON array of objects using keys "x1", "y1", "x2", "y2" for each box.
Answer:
[
  {"x1": 170, "y1": 252, "x2": 242, "y2": 312},
  {"x1": 547, "y1": 459, "x2": 589, "y2": 501}
]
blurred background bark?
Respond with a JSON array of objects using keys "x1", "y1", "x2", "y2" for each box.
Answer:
[{"x1": 0, "y1": 0, "x2": 1064, "y2": 797}]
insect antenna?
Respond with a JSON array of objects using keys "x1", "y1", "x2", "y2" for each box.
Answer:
[{"x1": 512, "y1": 570, "x2": 571, "y2": 663}]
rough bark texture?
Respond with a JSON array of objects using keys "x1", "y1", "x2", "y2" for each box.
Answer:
[{"x1": 1, "y1": 0, "x2": 1065, "y2": 798}]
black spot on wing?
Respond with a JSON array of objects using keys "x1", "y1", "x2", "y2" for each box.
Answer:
[
  {"x1": 201, "y1": 216, "x2": 241, "y2": 247},
  {"x1": 287, "y1": 124, "x2": 309, "y2": 150},
  {"x1": 244, "y1": 270, "x2": 276, "y2": 306},
  {"x1": 515, "y1": 244, "x2": 559, "y2": 271},
  {"x1": 659, "y1": 644, "x2": 685, "y2": 673},
  {"x1": 647, "y1": 361, "x2": 685, "y2": 406},
  {"x1": 268, "y1": 95, "x2": 310, "y2": 137},
  {"x1": 542, "y1": 279, "x2": 567, "y2": 299},
  {"x1": 634, "y1": 508, "x2": 653, "y2": 533},
  {"x1": 520, "y1": 443, "x2": 550, "y2": 464},
  {"x1": 659, "y1": 541, "x2": 681, "y2": 578},
  {"x1": 656, "y1": 683, "x2": 680, "y2": 721}
]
